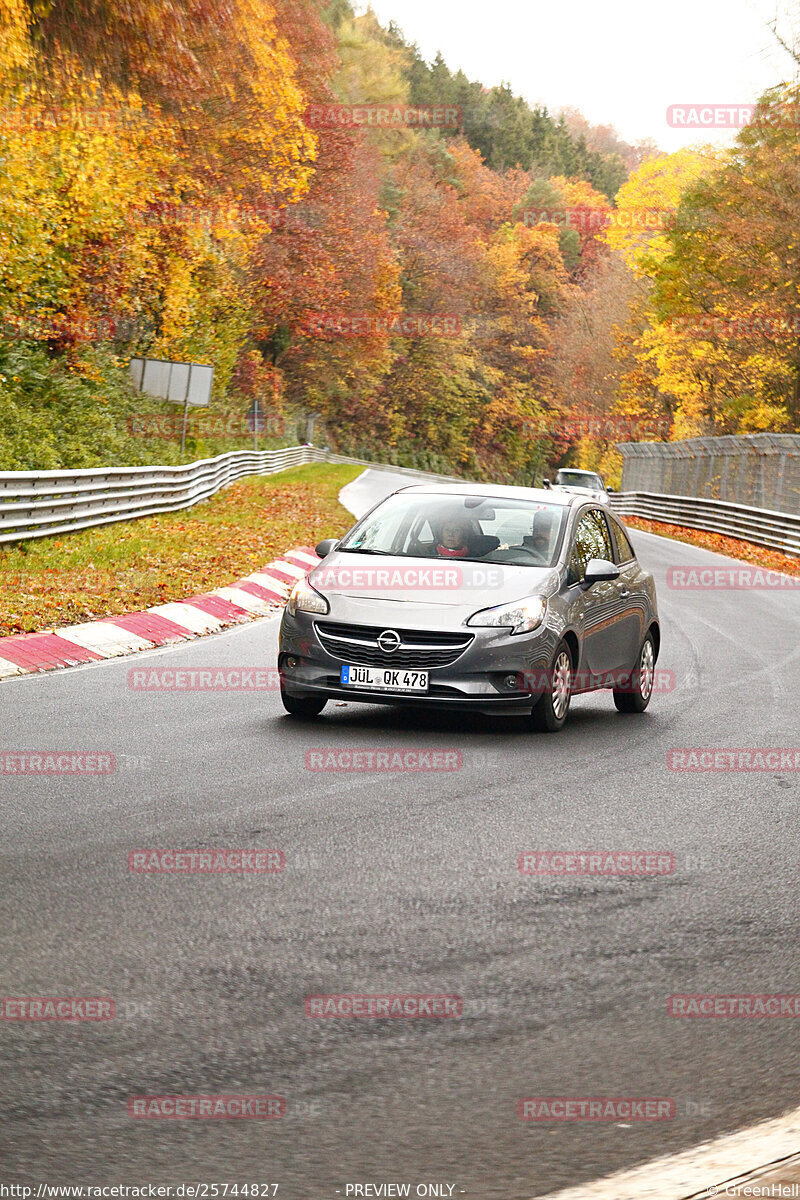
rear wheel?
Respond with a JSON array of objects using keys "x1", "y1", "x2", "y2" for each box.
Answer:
[
  {"x1": 613, "y1": 633, "x2": 655, "y2": 713},
  {"x1": 530, "y1": 641, "x2": 572, "y2": 733},
  {"x1": 280, "y1": 687, "x2": 327, "y2": 719}
]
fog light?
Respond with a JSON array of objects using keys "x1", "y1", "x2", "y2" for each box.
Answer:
[
  {"x1": 286, "y1": 656, "x2": 299, "y2": 670},
  {"x1": 505, "y1": 674, "x2": 519, "y2": 690}
]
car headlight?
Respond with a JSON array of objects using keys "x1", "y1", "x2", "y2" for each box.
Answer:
[
  {"x1": 287, "y1": 580, "x2": 330, "y2": 616},
  {"x1": 467, "y1": 595, "x2": 547, "y2": 635}
]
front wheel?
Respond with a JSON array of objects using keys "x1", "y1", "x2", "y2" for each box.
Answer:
[
  {"x1": 613, "y1": 633, "x2": 655, "y2": 713},
  {"x1": 530, "y1": 641, "x2": 572, "y2": 733},
  {"x1": 280, "y1": 687, "x2": 327, "y2": 719}
]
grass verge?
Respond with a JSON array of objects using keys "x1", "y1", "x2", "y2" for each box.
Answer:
[
  {"x1": 0, "y1": 463, "x2": 363, "y2": 636},
  {"x1": 625, "y1": 515, "x2": 800, "y2": 578}
]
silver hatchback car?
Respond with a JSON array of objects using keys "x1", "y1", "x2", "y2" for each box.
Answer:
[{"x1": 278, "y1": 483, "x2": 660, "y2": 731}]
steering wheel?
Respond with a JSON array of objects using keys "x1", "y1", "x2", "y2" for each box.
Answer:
[{"x1": 491, "y1": 545, "x2": 546, "y2": 563}]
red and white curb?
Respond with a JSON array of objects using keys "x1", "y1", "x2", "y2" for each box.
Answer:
[{"x1": 0, "y1": 547, "x2": 319, "y2": 681}]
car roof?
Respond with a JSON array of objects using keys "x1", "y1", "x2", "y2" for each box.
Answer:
[
  {"x1": 556, "y1": 469, "x2": 600, "y2": 477},
  {"x1": 396, "y1": 482, "x2": 578, "y2": 506}
]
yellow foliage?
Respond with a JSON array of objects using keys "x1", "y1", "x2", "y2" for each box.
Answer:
[
  {"x1": 0, "y1": 0, "x2": 32, "y2": 79},
  {"x1": 606, "y1": 148, "x2": 716, "y2": 274}
]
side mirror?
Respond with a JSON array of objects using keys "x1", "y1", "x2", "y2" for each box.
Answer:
[
  {"x1": 315, "y1": 538, "x2": 339, "y2": 558},
  {"x1": 606, "y1": 485, "x2": 615, "y2": 494},
  {"x1": 581, "y1": 558, "x2": 620, "y2": 590},
  {"x1": 542, "y1": 478, "x2": 551, "y2": 489}
]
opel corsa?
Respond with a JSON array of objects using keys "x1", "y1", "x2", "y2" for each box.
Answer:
[{"x1": 278, "y1": 483, "x2": 660, "y2": 732}]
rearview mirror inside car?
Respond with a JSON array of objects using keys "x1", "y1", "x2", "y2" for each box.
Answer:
[
  {"x1": 582, "y1": 558, "x2": 620, "y2": 590},
  {"x1": 315, "y1": 538, "x2": 339, "y2": 558}
]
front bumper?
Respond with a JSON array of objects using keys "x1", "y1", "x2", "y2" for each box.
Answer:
[{"x1": 278, "y1": 610, "x2": 559, "y2": 715}]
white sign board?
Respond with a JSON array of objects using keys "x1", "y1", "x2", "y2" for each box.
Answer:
[
  {"x1": 142, "y1": 358, "x2": 172, "y2": 401},
  {"x1": 129, "y1": 357, "x2": 213, "y2": 408},
  {"x1": 167, "y1": 362, "x2": 191, "y2": 403},
  {"x1": 187, "y1": 364, "x2": 214, "y2": 408}
]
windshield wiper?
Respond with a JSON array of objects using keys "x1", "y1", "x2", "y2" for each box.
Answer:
[{"x1": 338, "y1": 547, "x2": 393, "y2": 556}]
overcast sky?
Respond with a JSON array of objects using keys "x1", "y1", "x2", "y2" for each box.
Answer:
[{"x1": 356, "y1": 0, "x2": 798, "y2": 151}]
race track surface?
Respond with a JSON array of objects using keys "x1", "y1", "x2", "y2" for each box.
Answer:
[{"x1": 2, "y1": 470, "x2": 799, "y2": 1198}]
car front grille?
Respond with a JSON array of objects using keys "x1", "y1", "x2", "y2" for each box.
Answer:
[{"x1": 314, "y1": 621, "x2": 474, "y2": 670}]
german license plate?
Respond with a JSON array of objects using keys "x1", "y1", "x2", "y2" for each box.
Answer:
[{"x1": 341, "y1": 665, "x2": 429, "y2": 692}]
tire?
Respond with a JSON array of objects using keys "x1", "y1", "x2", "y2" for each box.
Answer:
[
  {"x1": 613, "y1": 633, "x2": 655, "y2": 714},
  {"x1": 530, "y1": 640, "x2": 573, "y2": 733},
  {"x1": 280, "y1": 687, "x2": 327, "y2": 719}
]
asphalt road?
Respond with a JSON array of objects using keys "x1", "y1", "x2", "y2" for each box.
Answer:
[{"x1": 2, "y1": 469, "x2": 800, "y2": 1198}]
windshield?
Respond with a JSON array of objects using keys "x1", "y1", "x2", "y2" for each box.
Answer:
[
  {"x1": 338, "y1": 493, "x2": 568, "y2": 569},
  {"x1": 555, "y1": 470, "x2": 604, "y2": 491}
]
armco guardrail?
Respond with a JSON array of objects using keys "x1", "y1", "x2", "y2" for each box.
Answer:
[
  {"x1": 618, "y1": 433, "x2": 800, "y2": 513},
  {"x1": 0, "y1": 447, "x2": 457, "y2": 545},
  {"x1": 0, "y1": 446, "x2": 330, "y2": 544},
  {"x1": 5, "y1": 444, "x2": 798, "y2": 555},
  {"x1": 610, "y1": 490, "x2": 800, "y2": 557}
]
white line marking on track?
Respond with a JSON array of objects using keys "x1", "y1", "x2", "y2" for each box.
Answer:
[{"x1": 535, "y1": 1104, "x2": 800, "y2": 1200}]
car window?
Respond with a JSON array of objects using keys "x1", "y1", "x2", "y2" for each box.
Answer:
[
  {"x1": 607, "y1": 515, "x2": 636, "y2": 564},
  {"x1": 337, "y1": 493, "x2": 569, "y2": 568},
  {"x1": 358, "y1": 502, "x2": 408, "y2": 553},
  {"x1": 568, "y1": 509, "x2": 615, "y2": 585},
  {"x1": 555, "y1": 471, "x2": 604, "y2": 491}
]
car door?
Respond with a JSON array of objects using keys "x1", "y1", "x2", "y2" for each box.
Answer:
[
  {"x1": 606, "y1": 513, "x2": 648, "y2": 669},
  {"x1": 565, "y1": 508, "x2": 628, "y2": 677}
]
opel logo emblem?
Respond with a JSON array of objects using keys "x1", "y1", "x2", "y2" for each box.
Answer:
[{"x1": 378, "y1": 629, "x2": 402, "y2": 654}]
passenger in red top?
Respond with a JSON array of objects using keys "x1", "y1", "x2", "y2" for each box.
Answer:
[{"x1": 436, "y1": 519, "x2": 471, "y2": 559}]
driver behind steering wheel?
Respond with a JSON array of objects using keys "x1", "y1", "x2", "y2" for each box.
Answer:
[{"x1": 521, "y1": 510, "x2": 555, "y2": 560}]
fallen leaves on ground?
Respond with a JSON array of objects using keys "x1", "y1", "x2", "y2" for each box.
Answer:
[
  {"x1": 0, "y1": 464, "x2": 362, "y2": 636},
  {"x1": 625, "y1": 516, "x2": 800, "y2": 577}
]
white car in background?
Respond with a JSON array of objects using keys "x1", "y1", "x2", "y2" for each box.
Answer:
[{"x1": 543, "y1": 469, "x2": 613, "y2": 505}]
